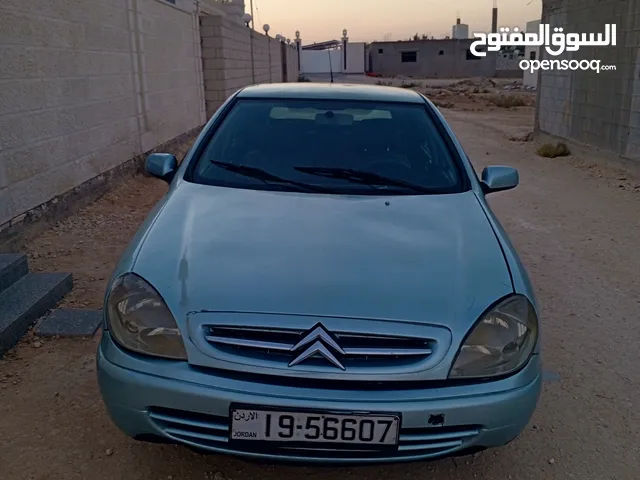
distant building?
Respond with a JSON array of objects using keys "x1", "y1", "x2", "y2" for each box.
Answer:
[
  {"x1": 369, "y1": 39, "x2": 494, "y2": 78},
  {"x1": 368, "y1": 39, "x2": 523, "y2": 79},
  {"x1": 523, "y1": 19, "x2": 541, "y2": 88},
  {"x1": 201, "y1": 0, "x2": 245, "y2": 24},
  {"x1": 452, "y1": 19, "x2": 469, "y2": 39}
]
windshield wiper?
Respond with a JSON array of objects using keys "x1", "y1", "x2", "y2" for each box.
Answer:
[
  {"x1": 210, "y1": 161, "x2": 333, "y2": 193},
  {"x1": 294, "y1": 166, "x2": 432, "y2": 193}
]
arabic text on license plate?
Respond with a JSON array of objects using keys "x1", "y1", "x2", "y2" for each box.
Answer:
[{"x1": 230, "y1": 409, "x2": 400, "y2": 446}]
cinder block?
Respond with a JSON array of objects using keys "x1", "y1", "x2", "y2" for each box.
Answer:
[
  {"x1": 7, "y1": 158, "x2": 80, "y2": 216},
  {"x1": 85, "y1": 117, "x2": 138, "y2": 157},
  {"x1": 201, "y1": 47, "x2": 221, "y2": 59},
  {"x1": 42, "y1": 77, "x2": 91, "y2": 107},
  {"x1": 200, "y1": 15, "x2": 223, "y2": 28},
  {"x1": 202, "y1": 36, "x2": 224, "y2": 49},
  {"x1": 200, "y1": 25, "x2": 216, "y2": 38},
  {"x1": 0, "y1": 109, "x2": 59, "y2": 150},
  {"x1": 0, "y1": 79, "x2": 47, "y2": 115},
  {"x1": 84, "y1": 137, "x2": 140, "y2": 176},
  {"x1": 204, "y1": 77, "x2": 227, "y2": 91},
  {"x1": 204, "y1": 68, "x2": 227, "y2": 81},
  {"x1": 205, "y1": 90, "x2": 221, "y2": 102},
  {"x1": 0, "y1": 9, "x2": 44, "y2": 47},
  {"x1": 83, "y1": 24, "x2": 130, "y2": 52},
  {"x1": 88, "y1": 74, "x2": 134, "y2": 102},
  {"x1": 0, "y1": 189, "x2": 10, "y2": 226},
  {"x1": 0, "y1": 45, "x2": 45, "y2": 79},
  {"x1": 1, "y1": 136, "x2": 66, "y2": 184},
  {"x1": 203, "y1": 57, "x2": 226, "y2": 70}
]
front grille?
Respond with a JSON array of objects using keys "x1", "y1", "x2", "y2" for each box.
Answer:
[
  {"x1": 148, "y1": 407, "x2": 480, "y2": 459},
  {"x1": 204, "y1": 325, "x2": 435, "y2": 369}
]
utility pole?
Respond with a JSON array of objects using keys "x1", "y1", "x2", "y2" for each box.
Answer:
[{"x1": 249, "y1": 0, "x2": 255, "y2": 30}]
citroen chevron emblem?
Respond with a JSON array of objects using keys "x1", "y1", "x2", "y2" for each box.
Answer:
[{"x1": 288, "y1": 324, "x2": 346, "y2": 370}]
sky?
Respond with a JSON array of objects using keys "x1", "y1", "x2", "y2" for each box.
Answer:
[{"x1": 248, "y1": 0, "x2": 543, "y2": 44}]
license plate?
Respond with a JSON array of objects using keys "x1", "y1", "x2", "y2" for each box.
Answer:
[{"x1": 230, "y1": 407, "x2": 400, "y2": 447}]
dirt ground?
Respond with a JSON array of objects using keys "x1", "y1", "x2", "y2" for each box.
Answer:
[{"x1": 1, "y1": 86, "x2": 640, "y2": 479}]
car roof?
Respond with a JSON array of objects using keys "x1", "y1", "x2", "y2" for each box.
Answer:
[{"x1": 236, "y1": 82, "x2": 425, "y2": 104}]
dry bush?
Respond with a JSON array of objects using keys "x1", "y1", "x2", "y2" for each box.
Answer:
[
  {"x1": 487, "y1": 94, "x2": 529, "y2": 108},
  {"x1": 509, "y1": 132, "x2": 534, "y2": 142},
  {"x1": 399, "y1": 81, "x2": 420, "y2": 88},
  {"x1": 537, "y1": 142, "x2": 571, "y2": 158},
  {"x1": 376, "y1": 80, "x2": 393, "y2": 86},
  {"x1": 432, "y1": 100, "x2": 455, "y2": 109},
  {"x1": 424, "y1": 88, "x2": 451, "y2": 97}
]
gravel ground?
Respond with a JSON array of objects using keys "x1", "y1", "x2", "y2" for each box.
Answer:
[{"x1": 1, "y1": 105, "x2": 639, "y2": 479}]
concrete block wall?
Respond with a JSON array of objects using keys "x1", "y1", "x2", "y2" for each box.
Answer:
[
  {"x1": 252, "y1": 33, "x2": 280, "y2": 84},
  {"x1": 346, "y1": 42, "x2": 366, "y2": 74},
  {"x1": 495, "y1": 55, "x2": 524, "y2": 78},
  {"x1": 369, "y1": 40, "x2": 497, "y2": 78},
  {"x1": 135, "y1": 0, "x2": 207, "y2": 152},
  {"x1": 536, "y1": 0, "x2": 640, "y2": 160},
  {"x1": 285, "y1": 43, "x2": 300, "y2": 82},
  {"x1": 0, "y1": 0, "x2": 206, "y2": 229},
  {"x1": 273, "y1": 41, "x2": 285, "y2": 83},
  {"x1": 201, "y1": 16, "x2": 299, "y2": 118}
]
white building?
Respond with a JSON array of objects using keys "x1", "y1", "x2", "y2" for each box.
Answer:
[
  {"x1": 523, "y1": 19, "x2": 541, "y2": 88},
  {"x1": 452, "y1": 20, "x2": 469, "y2": 39}
]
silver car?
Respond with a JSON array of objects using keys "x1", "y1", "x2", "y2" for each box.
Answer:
[{"x1": 97, "y1": 83, "x2": 541, "y2": 464}]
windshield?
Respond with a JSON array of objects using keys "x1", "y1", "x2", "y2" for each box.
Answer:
[{"x1": 190, "y1": 98, "x2": 466, "y2": 195}]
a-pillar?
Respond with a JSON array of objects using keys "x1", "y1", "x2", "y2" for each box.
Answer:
[{"x1": 341, "y1": 29, "x2": 348, "y2": 72}]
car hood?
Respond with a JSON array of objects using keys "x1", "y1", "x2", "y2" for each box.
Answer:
[{"x1": 132, "y1": 184, "x2": 513, "y2": 333}]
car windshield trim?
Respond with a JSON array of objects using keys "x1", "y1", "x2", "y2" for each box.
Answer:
[{"x1": 184, "y1": 97, "x2": 471, "y2": 195}]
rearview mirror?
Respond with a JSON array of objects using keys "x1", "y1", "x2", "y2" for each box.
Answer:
[
  {"x1": 146, "y1": 153, "x2": 177, "y2": 183},
  {"x1": 480, "y1": 166, "x2": 519, "y2": 194}
]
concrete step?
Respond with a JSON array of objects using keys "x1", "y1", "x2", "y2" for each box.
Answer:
[
  {"x1": 35, "y1": 309, "x2": 102, "y2": 337},
  {"x1": 0, "y1": 253, "x2": 29, "y2": 294},
  {"x1": 0, "y1": 272, "x2": 73, "y2": 357}
]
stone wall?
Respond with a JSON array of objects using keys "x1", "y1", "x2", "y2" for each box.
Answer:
[
  {"x1": 0, "y1": 0, "x2": 207, "y2": 231},
  {"x1": 535, "y1": 0, "x2": 640, "y2": 159}
]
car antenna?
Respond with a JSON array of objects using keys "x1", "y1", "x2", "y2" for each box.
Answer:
[{"x1": 327, "y1": 47, "x2": 334, "y2": 83}]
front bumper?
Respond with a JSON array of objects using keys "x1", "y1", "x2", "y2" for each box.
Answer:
[{"x1": 97, "y1": 333, "x2": 542, "y2": 464}]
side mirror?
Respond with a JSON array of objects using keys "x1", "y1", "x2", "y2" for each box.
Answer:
[
  {"x1": 480, "y1": 166, "x2": 519, "y2": 194},
  {"x1": 146, "y1": 153, "x2": 178, "y2": 183}
]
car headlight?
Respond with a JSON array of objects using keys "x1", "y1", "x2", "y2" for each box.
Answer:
[
  {"x1": 449, "y1": 295, "x2": 538, "y2": 379},
  {"x1": 105, "y1": 273, "x2": 187, "y2": 360}
]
